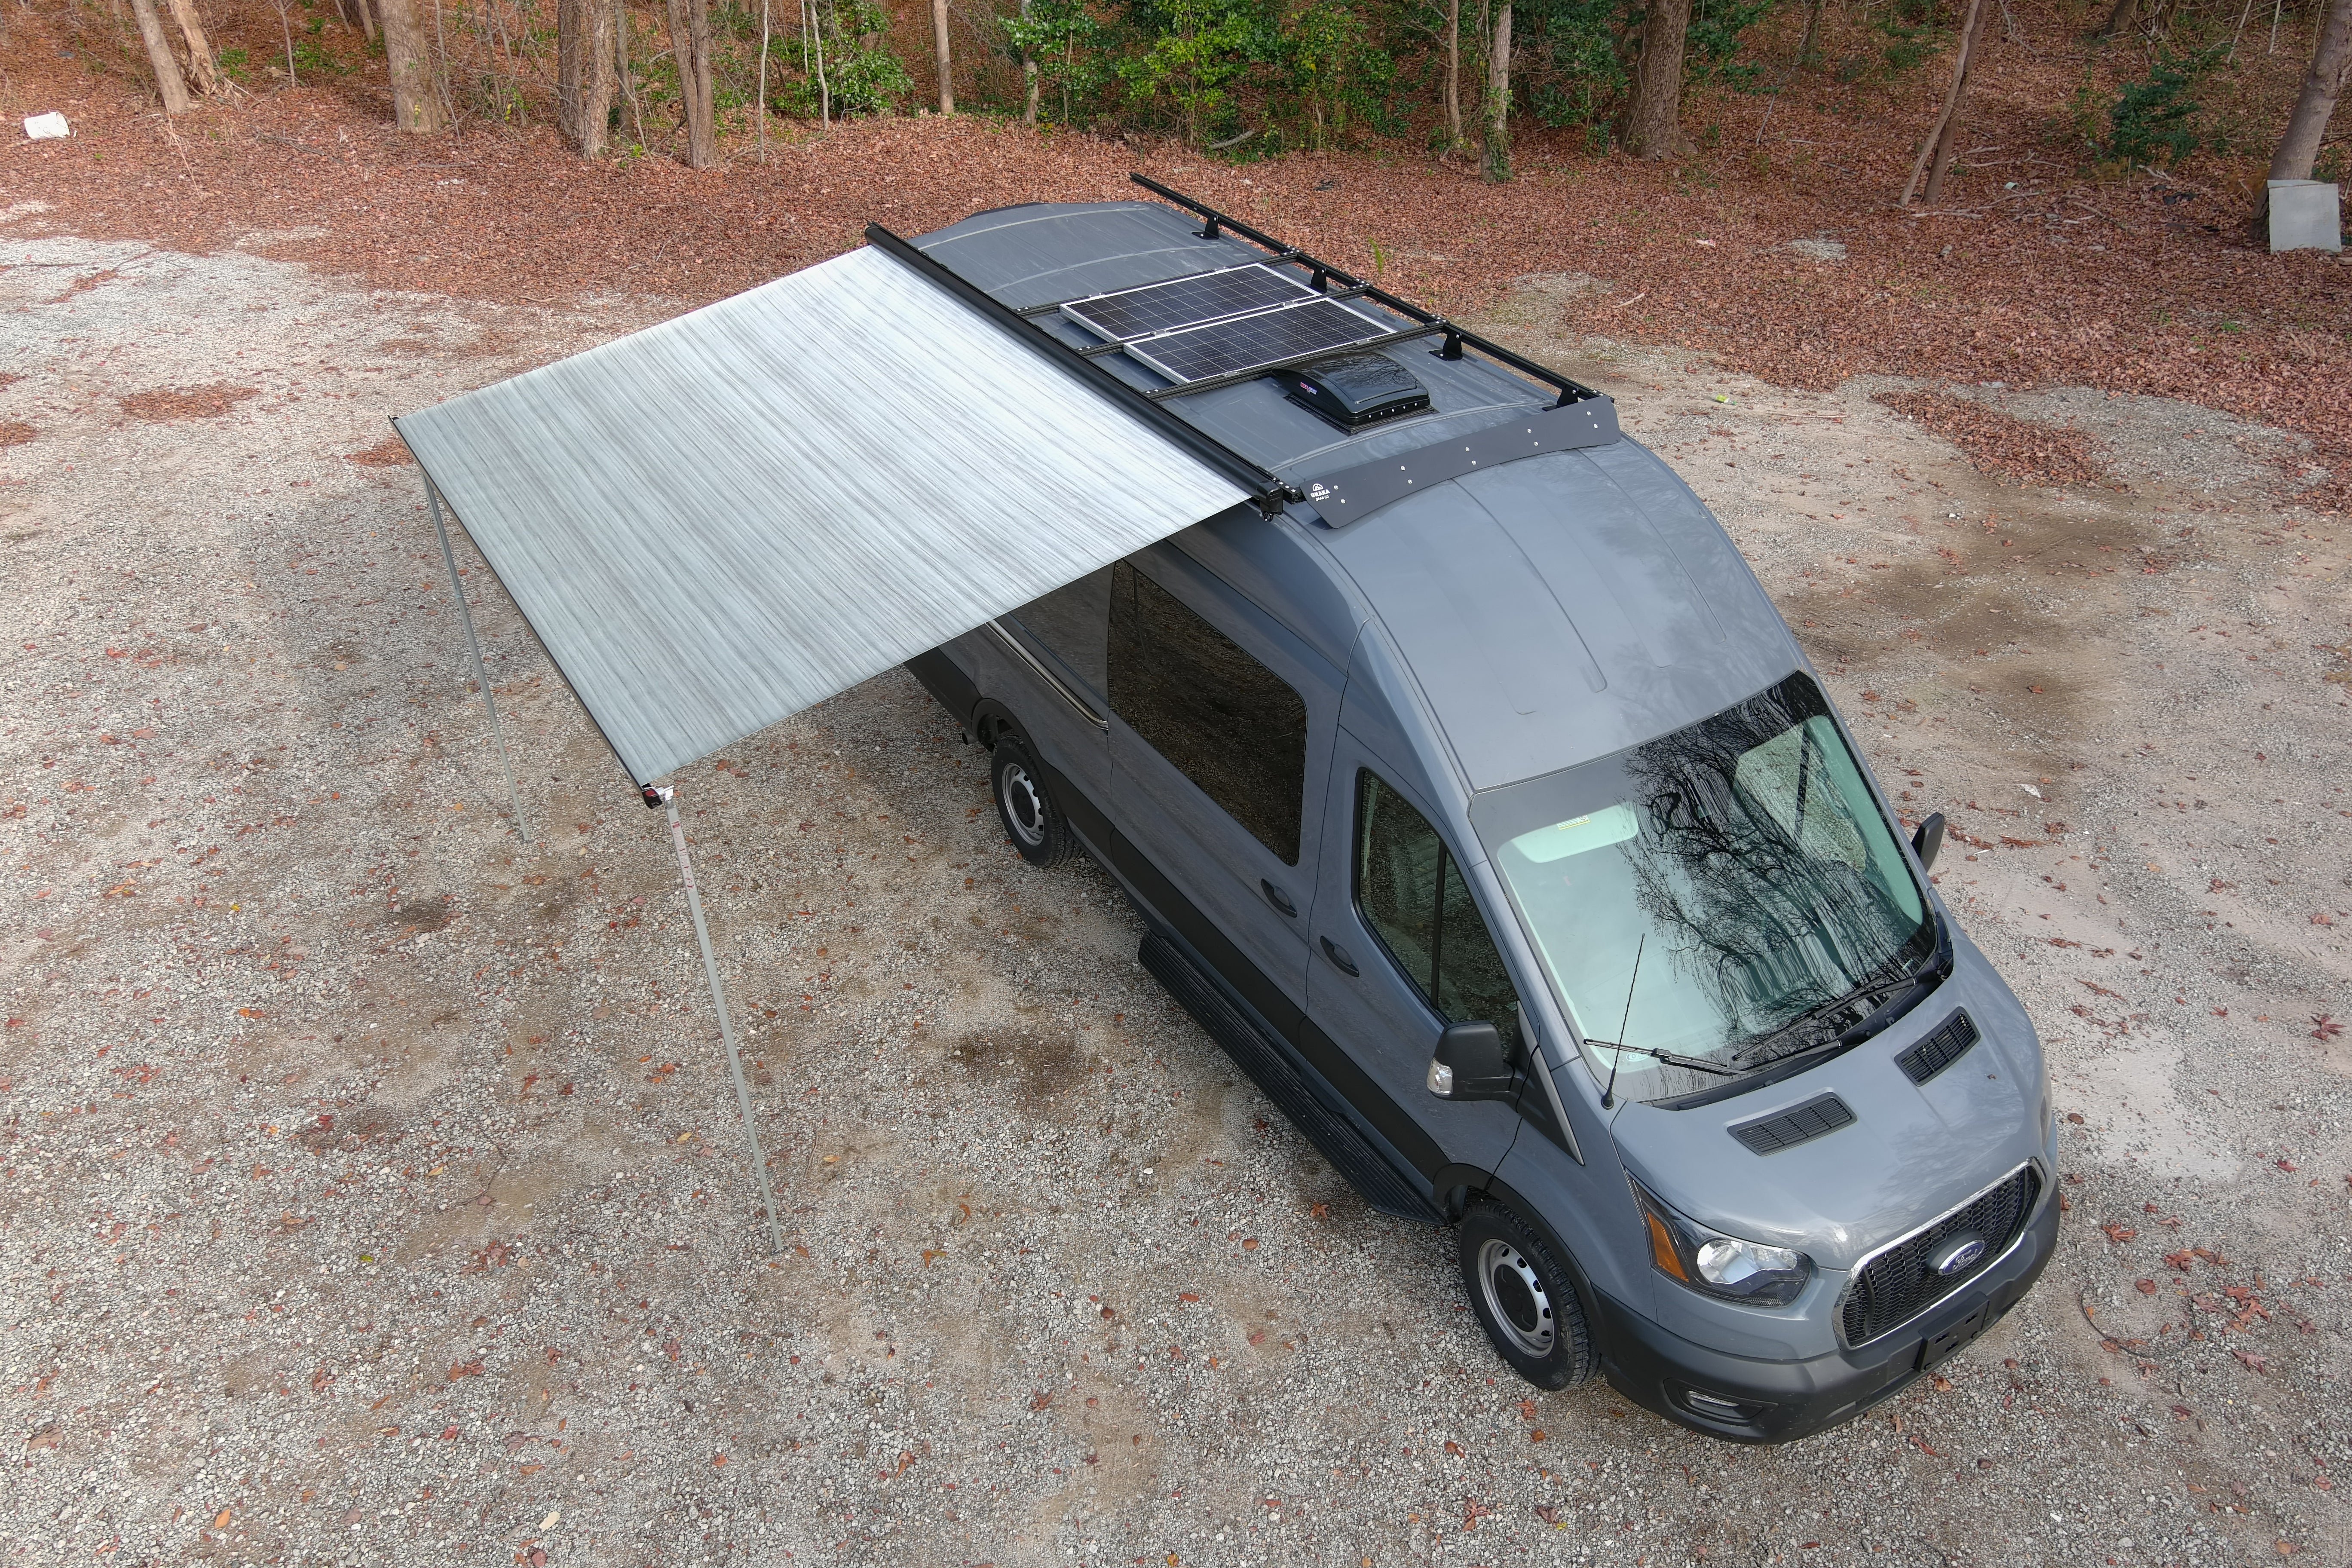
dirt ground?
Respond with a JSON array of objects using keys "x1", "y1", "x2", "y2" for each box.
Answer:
[{"x1": 4, "y1": 202, "x2": 2351, "y2": 1568}]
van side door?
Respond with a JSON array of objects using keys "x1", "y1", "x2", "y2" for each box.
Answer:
[
  {"x1": 1104, "y1": 550, "x2": 1336, "y2": 1034},
  {"x1": 1305, "y1": 736, "x2": 1526, "y2": 1180}
]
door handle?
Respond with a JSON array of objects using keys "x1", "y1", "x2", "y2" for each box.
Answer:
[
  {"x1": 1260, "y1": 879, "x2": 1296, "y2": 918},
  {"x1": 1319, "y1": 936, "x2": 1359, "y2": 976}
]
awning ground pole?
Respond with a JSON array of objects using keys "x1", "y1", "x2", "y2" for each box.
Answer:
[
  {"x1": 655, "y1": 787, "x2": 786, "y2": 1257},
  {"x1": 423, "y1": 477, "x2": 530, "y2": 842}
]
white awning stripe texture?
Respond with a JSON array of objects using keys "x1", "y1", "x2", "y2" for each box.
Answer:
[{"x1": 396, "y1": 244, "x2": 1248, "y2": 785}]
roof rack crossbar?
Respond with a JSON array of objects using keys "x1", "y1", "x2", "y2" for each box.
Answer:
[
  {"x1": 865, "y1": 222, "x2": 1297, "y2": 515},
  {"x1": 1128, "y1": 173, "x2": 1603, "y2": 411}
]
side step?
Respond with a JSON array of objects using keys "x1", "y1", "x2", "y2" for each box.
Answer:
[{"x1": 1140, "y1": 932, "x2": 1442, "y2": 1224}]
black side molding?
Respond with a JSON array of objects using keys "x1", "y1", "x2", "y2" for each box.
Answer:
[
  {"x1": 1143, "y1": 934, "x2": 1442, "y2": 1224},
  {"x1": 904, "y1": 647, "x2": 980, "y2": 732}
]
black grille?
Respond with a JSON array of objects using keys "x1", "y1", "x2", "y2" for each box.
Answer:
[
  {"x1": 1896, "y1": 1010, "x2": 1979, "y2": 1085},
  {"x1": 1841, "y1": 1166, "x2": 2040, "y2": 1346},
  {"x1": 1730, "y1": 1093, "x2": 1856, "y2": 1155}
]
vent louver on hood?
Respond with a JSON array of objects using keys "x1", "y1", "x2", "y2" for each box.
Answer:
[
  {"x1": 1729, "y1": 1093, "x2": 1856, "y2": 1155},
  {"x1": 1896, "y1": 1011, "x2": 1979, "y2": 1085}
]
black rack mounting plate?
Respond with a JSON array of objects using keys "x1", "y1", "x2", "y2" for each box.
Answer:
[{"x1": 1297, "y1": 400, "x2": 1623, "y2": 525}]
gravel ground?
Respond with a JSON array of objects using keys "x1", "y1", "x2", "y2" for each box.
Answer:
[{"x1": 4, "y1": 221, "x2": 2350, "y2": 1568}]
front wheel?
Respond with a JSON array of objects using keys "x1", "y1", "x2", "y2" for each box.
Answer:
[
  {"x1": 1459, "y1": 1202, "x2": 1596, "y2": 1390},
  {"x1": 990, "y1": 735, "x2": 1074, "y2": 868}
]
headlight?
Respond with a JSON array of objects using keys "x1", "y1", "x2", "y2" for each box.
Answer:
[{"x1": 1630, "y1": 1178, "x2": 1812, "y2": 1307}]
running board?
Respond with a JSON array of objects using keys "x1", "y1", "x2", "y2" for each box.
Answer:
[{"x1": 1140, "y1": 933, "x2": 1443, "y2": 1224}]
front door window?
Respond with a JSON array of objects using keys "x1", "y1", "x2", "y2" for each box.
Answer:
[{"x1": 1355, "y1": 771, "x2": 1522, "y2": 1053}]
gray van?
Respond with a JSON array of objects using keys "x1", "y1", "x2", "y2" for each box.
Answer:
[{"x1": 899, "y1": 186, "x2": 2057, "y2": 1444}]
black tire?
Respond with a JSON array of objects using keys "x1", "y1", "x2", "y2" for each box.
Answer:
[
  {"x1": 989, "y1": 735, "x2": 1074, "y2": 868},
  {"x1": 1458, "y1": 1202, "x2": 1596, "y2": 1390}
]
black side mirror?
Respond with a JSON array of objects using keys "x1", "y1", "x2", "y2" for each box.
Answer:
[
  {"x1": 1911, "y1": 812, "x2": 1945, "y2": 873},
  {"x1": 1427, "y1": 1020, "x2": 1516, "y2": 1102}
]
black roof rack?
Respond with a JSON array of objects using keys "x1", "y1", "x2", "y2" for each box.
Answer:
[{"x1": 863, "y1": 176, "x2": 1607, "y2": 520}]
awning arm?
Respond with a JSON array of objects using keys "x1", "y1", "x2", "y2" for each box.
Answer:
[
  {"x1": 652, "y1": 784, "x2": 785, "y2": 1257},
  {"x1": 423, "y1": 474, "x2": 530, "y2": 841}
]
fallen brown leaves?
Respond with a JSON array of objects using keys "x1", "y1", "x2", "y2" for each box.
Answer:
[
  {"x1": 118, "y1": 384, "x2": 260, "y2": 423},
  {"x1": 0, "y1": 421, "x2": 36, "y2": 447},
  {"x1": 345, "y1": 436, "x2": 414, "y2": 467},
  {"x1": 1872, "y1": 391, "x2": 2110, "y2": 487}
]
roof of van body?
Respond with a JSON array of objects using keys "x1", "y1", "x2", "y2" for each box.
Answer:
[{"x1": 917, "y1": 201, "x2": 1803, "y2": 792}]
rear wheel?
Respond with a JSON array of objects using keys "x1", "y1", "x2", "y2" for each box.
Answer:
[
  {"x1": 1459, "y1": 1202, "x2": 1595, "y2": 1390},
  {"x1": 990, "y1": 735, "x2": 1073, "y2": 868}
]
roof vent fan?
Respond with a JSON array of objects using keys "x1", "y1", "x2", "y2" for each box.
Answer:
[{"x1": 1273, "y1": 352, "x2": 1431, "y2": 430}]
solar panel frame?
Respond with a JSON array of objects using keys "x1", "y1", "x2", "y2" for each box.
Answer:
[
  {"x1": 1125, "y1": 296, "x2": 1393, "y2": 385},
  {"x1": 1059, "y1": 264, "x2": 1321, "y2": 343}
]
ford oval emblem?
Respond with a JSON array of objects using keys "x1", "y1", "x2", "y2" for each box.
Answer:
[{"x1": 1929, "y1": 1233, "x2": 1987, "y2": 1277}]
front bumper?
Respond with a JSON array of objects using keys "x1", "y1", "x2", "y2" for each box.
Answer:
[{"x1": 1596, "y1": 1187, "x2": 2058, "y2": 1444}]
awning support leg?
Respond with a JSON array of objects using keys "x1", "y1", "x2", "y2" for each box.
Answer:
[
  {"x1": 664, "y1": 793, "x2": 786, "y2": 1257},
  {"x1": 423, "y1": 478, "x2": 529, "y2": 841}
]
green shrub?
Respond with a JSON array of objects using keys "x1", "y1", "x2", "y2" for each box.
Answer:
[{"x1": 2107, "y1": 46, "x2": 2222, "y2": 168}]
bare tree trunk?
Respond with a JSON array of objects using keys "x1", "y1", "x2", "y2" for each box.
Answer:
[
  {"x1": 355, "y1": 0, "x2": 378, "y2": 43},
  {"x1": 2095, "y1": 0, "x2": 2142, "y2": 39},
  {"x1": 379, "y1": 0, "x2": 446, "y2": 132},
  {"x1": 1921, "y1": 0, "x2": 1990, "y2": 204},
  {"x1": 1444, "y1": 0, "x2": 1462, "y2": 150},
  {"x1": 1902, "y1": 0, "x2": 1986, "y2": 205},
  {"x1": 665, "y1": 0, "x2": 717, "y2": 166},
  {"x1": 1480, "y1": 2, "x2": 1512, "y2": 180},
  {"x1": 559, "y1": 0, "x2": 616, "y2": 154},
  {"x1": 2268, "y1": 0, "x2": 2352, "y2": 181},
  {"x1": 931, "y1": 0, "x2": 953, "y2": 113},
  {"x1": 557, "y1": 0, "x2": 585, "y2": 142},
  {"x1": 1624, "y1": 0, "x2": 1692, "y2": 159},
  {"x1": 1796, "y1": 0, "x2": 1825, "y2": 65},
  {"x1": 1020, "y1": 0, "x2": 1038, "y2": 126},
  {"x1": 165, "y1": 0, "x2": 220, "y2": 95},
  {"x1": 128, "y1": 0, "x2": 192, "y2": 113}
]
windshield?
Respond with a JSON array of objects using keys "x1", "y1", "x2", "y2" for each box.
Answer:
[{"x1": 1469, "y1": 672, "x2": 1933, "y2": 1102}]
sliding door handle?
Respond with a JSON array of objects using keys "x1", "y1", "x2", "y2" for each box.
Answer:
[
  {"x1": 1260, "y1": 879, "x2": 1296, "y2": 918},
  {"x1": 1319, "y1": 936, "x2": 1359, "y2": 977}
]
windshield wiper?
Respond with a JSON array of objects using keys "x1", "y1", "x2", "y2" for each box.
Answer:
[
  {"x1": 1731, "y1": 971, "x2": 1922, "y2": 1066},
  {"x1": 1584, "y1": 1039, "x2": 1741, "y2": 1077}
]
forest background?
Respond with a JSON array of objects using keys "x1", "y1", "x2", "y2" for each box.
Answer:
[{"x1": 2, "y1": 0, "x2": 2348, "y2": 494}]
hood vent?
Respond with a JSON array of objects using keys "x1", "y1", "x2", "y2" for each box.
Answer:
[
  {"x1": 1274, "y1": 352, "x2": 1430, "y2": 430},
  {"x1": 1730, "y1": 1093, "x2": 1856, "y2": 1155},
  {"x1": 1896, "y1": 1010, "x2": 1978, "y2": 1085}
]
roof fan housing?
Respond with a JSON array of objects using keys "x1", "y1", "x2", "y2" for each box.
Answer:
[{"x1": 1274, "y1": 353, "x2": 1430, "y2": 430}]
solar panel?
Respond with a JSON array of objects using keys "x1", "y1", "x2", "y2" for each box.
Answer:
[
  {"x1": 1061, "y1": 265, "x2": 1318, "y2": 343},
  {"x1": 1127, "y1": 297, "x2": 1390, "y2": 385}
]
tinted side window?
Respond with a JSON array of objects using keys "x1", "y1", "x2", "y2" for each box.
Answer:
[
  {"x1": 1107, "y1": 560, "x2": 1307, "y2": 864},
  {"x1": 1357, "y1": 771, "x2": 1522, "y2": 1050},
  {"x1": 1006, "y1": 565, "x2": 1111, "y2": 694}
]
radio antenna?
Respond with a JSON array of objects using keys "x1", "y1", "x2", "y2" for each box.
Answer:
[{"x1": 1600, "y1": 934, "x2": 1645, "y2": 1110}]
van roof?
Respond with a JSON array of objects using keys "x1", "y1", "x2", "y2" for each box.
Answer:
[{"x1": 916, "y1": 199, "x2": 1801, "y2": 792}]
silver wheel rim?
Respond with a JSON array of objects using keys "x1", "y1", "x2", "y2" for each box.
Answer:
[
  {"x1": 998, "y1": 759, "x2": 1047, "y2": 848},
  {"x1": 1476, "y1": 1237, "x2": 1556, "y2": 1357}
]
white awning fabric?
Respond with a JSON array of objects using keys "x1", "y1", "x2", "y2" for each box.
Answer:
[{"x1": 395, "y1": 244, "x2": 1250, "y2": 786}]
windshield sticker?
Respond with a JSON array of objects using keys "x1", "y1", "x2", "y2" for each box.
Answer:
[{"x1": 1508, "y1": 803, "x2": 1640, "y2": 864}]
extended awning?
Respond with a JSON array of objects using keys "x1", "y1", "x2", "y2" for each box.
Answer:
[{"x1": 394, "y1": 241, "x2": 1254, "y2": 789}]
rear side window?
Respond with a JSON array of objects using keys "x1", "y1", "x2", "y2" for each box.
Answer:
[
  {"x1": 1006, "y1": 565, "x2": 1111, "y2": 695},
  {"x1": 1107, "y1": 560, "x2": 1307, "y2": 864},
  {"x1": 1357, "y1": 771, "x2": 1522, "y2": 1050}
]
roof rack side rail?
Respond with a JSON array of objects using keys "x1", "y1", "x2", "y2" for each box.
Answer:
[
  {"x1": 1128, "y1": 172, "x2": 1605, "y2": 412},
  {"x1": 865, "y1": 223, "x2": 1298, "y2": 517}
]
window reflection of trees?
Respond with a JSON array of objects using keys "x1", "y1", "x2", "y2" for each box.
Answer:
[{"x1": 1621, "y1": 680, "x2": 1929, "y2": 1050}]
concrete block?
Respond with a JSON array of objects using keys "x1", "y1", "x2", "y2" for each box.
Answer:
[{"x1": 2268, "y1": 180, "x2": 2343, "y2": 254}]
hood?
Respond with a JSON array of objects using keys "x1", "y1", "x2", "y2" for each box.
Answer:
[
  {"x1": 1322, "y1": 440, "x2": 1800, "y2": 791},
  {"x1": 1607, "y1": 944, "x2": 2051, "y2": 1272}
]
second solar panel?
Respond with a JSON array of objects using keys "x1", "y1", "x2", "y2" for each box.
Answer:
[
  {"x1": 1127, "y1": 298, "x2": 1390, "y2": 384},
  {"x1": 1060, "y1": 265, "x2": 1317, "y2": 342}
]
